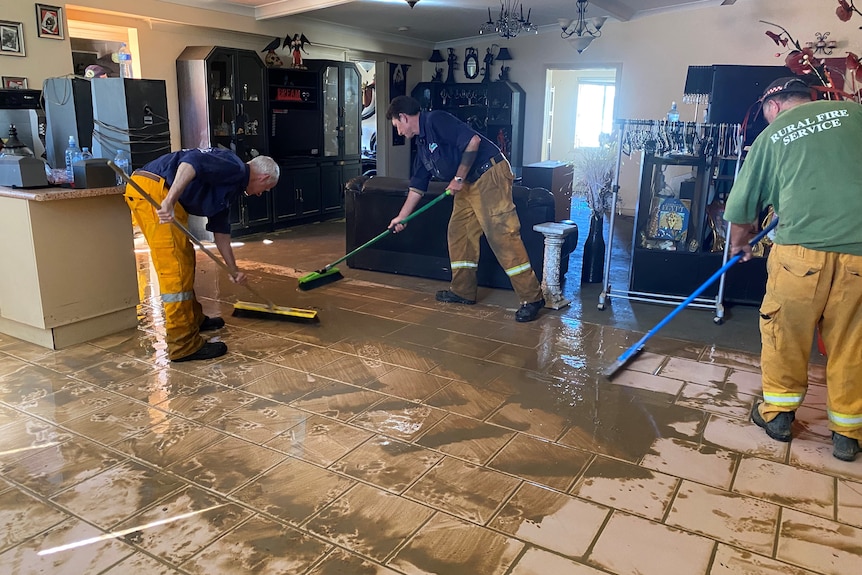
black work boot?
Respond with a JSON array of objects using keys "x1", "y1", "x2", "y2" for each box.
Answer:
[
  {"x1": 832, "y1": 432, "x2": 860, "y2": 462},
  {"x1": 436, "y1": 290, "x2": 476, "y2": 305},
  {"x1": 515, "y1": 298, "x2": 545, "y2": 323},
  {"x1": 173, "y1": 341, "x2": 228, "y2": 362},
  {"x1": 200, "y1": 316, "x2": 225, "y2": 331},
  {"x1": 750, "y1": 401, "x2": 794, "y2": 442}
]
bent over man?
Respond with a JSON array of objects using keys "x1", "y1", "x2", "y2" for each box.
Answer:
[
  {"x1": 385, "y1": 95, "x2": 545, "y2": 322},
  {"x1": 724, "y1": 77, "x2": 862, "y2": 461},
  {"x1": 125, "y1": 149, "x2": 279, "y2": 362}
]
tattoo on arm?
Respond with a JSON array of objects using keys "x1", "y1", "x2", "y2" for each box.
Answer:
[{"x1": 459, "y1": 150, "x2": 477, "y2": 174}]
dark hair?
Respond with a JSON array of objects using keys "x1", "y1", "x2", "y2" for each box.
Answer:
[{"x1": 386, "y1": 95, "x2": 420, "y2": 120}]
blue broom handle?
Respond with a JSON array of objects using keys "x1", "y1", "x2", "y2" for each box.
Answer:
[{"x1": 616, "y1": 217, "x2": 779, "y2": 364}]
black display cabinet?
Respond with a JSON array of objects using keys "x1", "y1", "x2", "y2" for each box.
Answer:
[
  {"x1": 410, "y1": 80, "x2": 526, "y2": 169},
  {"x1": 176, "y1": 46, "x2": 269, "y2": 234}
]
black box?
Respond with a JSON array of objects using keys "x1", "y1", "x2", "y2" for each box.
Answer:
[
  {"x1": 43, "y1": 78, "x2": 93, "y2": 170},
  {"x1": 90, "y1": 78, "x2": 170, "y2": 170}
]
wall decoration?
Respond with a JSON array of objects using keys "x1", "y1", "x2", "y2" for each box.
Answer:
[
  {"x1": 0, "y1": 21, "x2": 25, "y2": 56},
  {"x1": 389, "y1": 63, "x2": 410, "y2": 146},
  {"x1": 2, "y1": 76, "x2": 28, "y2": 89},
  {"x1": 35, "y1": 4, "x2": 64, "y2": 40}
]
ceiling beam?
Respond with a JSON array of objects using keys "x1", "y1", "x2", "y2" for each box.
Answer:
[
  {"x1": 589, "y1": 0, "x2": 636, "y2": 22},
  {"x1": 255, "y1": 0, "x2": 357, "y2": 20}
]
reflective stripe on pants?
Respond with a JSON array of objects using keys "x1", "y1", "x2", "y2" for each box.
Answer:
[
  {"x1": 758, "y1": 244, "x2": 862, "y2": 440},
  {"x1": 125, "y1": 173, "x2": 205, "y2": 360},
  {"x1": 447, "y1": 160, "x2": 543, "y2": 304}
]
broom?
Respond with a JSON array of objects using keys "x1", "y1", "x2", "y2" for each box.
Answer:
[
  {"x1": 298, "y1": 189, "x2": 453, "y2": 290},
  {"x1": 109, "y1": 161, "x2": 318, "y2": 323},
  {"x1": 603, "y1": 217, "x2": 778, "y2": 379}
]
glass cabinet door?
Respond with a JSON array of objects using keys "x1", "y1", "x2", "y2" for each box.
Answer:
[
  {"x1": 342, "y1": 65, "x2": 360, "y2": 158},
  {"x1": 322, "y1": 65, "x2": 340, "y2": 157},
  {"x1": 208, "y1": 50, "x2": 236, "y2": 149}
]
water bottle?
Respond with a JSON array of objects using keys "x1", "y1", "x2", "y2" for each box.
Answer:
[
  {"x1": 667, "y1": 101, "x2": 680, "y2": 123},
  {"x1": 64, "y1": 135, "x2": 81, "y2": 183},
  {"x1": 118, "y1": 43, "x2": 133, "y2": 79},
  {"x1": 81, "y1": 147, "x2": 93, "y2": 160},
  {"x1": 113, "y1": 149, "x2": 131, "y2": 185}
]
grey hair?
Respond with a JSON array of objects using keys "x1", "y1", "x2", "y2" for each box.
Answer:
[{"x1": 248, "y1": 155, "x2": 280, "y2": 186}]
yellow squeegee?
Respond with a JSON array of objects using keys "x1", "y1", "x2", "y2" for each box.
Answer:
[
  {"x1": 233, "y1": 301, "x2": 318, "y2": 322},
  {"x1": 109, "y1": 161, "x2": 318, "y2": 324}
]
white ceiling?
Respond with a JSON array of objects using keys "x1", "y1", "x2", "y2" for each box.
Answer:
[{"x1": 165, "y1": 0, "x2": 738, "y2": 44}]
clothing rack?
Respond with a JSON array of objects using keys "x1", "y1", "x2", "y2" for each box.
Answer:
[{"x1": 598, "y1": 118, "x2": 742, "y2": 323}]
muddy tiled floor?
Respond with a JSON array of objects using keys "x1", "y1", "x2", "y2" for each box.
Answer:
[{"x1": 0, "y1": 220, "x2": 857, "y2": 575}]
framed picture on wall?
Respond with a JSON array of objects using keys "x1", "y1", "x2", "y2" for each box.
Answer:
[
  {"x1": 0, "y1": 21, "x2": 25, "y2": 56},
  {"x1": 1, "y1": 77, "x2": 28, "y2": 90},
  {"x1": 35, "y1": 4, "x2": 64, "y2": 40}
]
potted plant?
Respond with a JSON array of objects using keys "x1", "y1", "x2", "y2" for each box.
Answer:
[{"x1": 571, "y1": 133, "x2": 617, "y2": 283}]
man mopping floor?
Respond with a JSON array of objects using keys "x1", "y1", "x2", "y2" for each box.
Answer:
[{"x1": 123, "y1": 148, "x2": 279, "y2": 362}]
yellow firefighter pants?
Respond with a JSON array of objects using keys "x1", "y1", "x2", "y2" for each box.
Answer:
[
  {"x1": 125, "y1": 172, "x2": 206, "y2": 360},
  {"x1": 447, "y1": 159, "x2": 543, "y2": 304},
  {"x1": 757, "y1": 244, "x2": 862, "y2": 440}
]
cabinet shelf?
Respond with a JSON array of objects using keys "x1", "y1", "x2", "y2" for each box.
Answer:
[{"x1": 411, "y1": 80, "x2": 526, "y2": 168}]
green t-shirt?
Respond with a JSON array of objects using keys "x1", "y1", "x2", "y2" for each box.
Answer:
[{"x1": 724, "y1": 99, "x2": 862, "y2": 255}]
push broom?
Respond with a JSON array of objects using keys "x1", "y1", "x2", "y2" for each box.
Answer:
[
  {"x1": 604, "y1": 216, "x2": 778, "y2": 379},
  {"x1": 298, "y1": 189, "x2": 453, "y2": 290},
  {"x1": 109, "y1": 161, "x2": 318, "y2": 323}
]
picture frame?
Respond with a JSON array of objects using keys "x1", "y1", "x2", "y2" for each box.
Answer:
[
  {"x1": 0, "y1": 21, "x2": 25, "y2": 56},
  {"x1": 35, "y1": 4, "x2": 64, "y2": 40},
  {"x1": 1, "y1": 76, "x2": 28, "y2": 90}
]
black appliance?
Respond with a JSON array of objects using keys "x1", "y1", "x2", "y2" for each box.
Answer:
[
  {"x1": 90, "y1": 78, "x2": 170, "y2": 170},
  {"x1": 43, "y1": 78, "x2": 94, "y2": 169},
  {"x1": 0, "y1": 88, "x2": 46, "y2": 161},
  {"x1": 706, "y1": 64, "x2": 790, "y2": 147}
]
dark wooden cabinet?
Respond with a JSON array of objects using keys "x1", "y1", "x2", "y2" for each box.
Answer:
[
  {"x1": 176, "y1": 46, "x2": 270, "y2": 235},
  {"x1": 411, "y1": 80, "x2": 526, "y2": 168},
  {"x1": 268, "y1": 60, "x2": 361, "y2": 225},
  {"x1": 274, "y1": 161, "x2": 320, "y2": 222},
  {"x1": 521, "y1": 161, "x2": 574, "y2": 221},
  {"x1": 177, "y1": 52, "x2": 362, "y2": 235}
]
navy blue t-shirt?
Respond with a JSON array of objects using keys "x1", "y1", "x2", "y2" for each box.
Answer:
[
  {"x1": 141, "y1": 148, "x2": 249, "y2": 234},
  {"x1": 408, "y1": 110, "x2": 501, "y2": 193}
]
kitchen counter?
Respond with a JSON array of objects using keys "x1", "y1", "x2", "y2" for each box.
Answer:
[{"x1": 0, "y1": 184, "x2": 139, "y2": 349}]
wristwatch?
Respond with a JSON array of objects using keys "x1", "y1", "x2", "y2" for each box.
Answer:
[{"x1": 454, "y1": 176, "x2": 464, "y2": 184}]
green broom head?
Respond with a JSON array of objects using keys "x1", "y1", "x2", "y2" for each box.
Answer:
[{"x1": 297, "y1": 267, "x2": 344, "y2": 291}]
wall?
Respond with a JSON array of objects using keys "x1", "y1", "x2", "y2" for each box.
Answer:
[{"x1": 0, "y1": 1, "x2": 73, "y2": 83}]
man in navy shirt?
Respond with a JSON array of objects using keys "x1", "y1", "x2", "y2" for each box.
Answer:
[
  {"x1": 125, "y1": 148, "x2": 279, "y2": 361},
  {"x1": 385, "y1": 96, "x2": 545, "y2": 322}
]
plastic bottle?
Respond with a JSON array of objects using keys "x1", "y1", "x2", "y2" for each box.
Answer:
[
  {"x1": 64, "y1": 135, "x2": 81, "y2": 183},
  {"x1": 81, "y1": 147, "x2": 93, "y2": 160},
  {"x1": 118, "y1": 43, "x2": 133, "y2": 79},
  {"x1": 113, "y1": 149, "x2": 131, "y2": 185},
  {"x1": 667, "y1": 101, "x2": 680, "y2": 123}
]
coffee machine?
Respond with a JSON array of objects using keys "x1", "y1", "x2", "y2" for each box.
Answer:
[{"x1": 0, "y1": 89, "x2": 46, "y2": 160}]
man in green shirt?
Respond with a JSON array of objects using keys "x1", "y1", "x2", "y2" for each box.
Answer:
[{"x1": 725, "y1": 77, "x2": 862, "y2": 462}]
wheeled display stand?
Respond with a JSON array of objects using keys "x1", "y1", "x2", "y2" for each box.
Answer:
[{"x1": 598, "y1": 119, "x2": 746, "y2": 324}]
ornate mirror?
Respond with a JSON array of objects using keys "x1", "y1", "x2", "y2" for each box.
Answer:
[{"x1": 463, "y1": 47, "x2": 479, "y2": 80}]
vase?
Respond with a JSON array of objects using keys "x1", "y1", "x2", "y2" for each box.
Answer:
[{"x1": 581, "y1": 213, "x2": 605, "y2": 284}]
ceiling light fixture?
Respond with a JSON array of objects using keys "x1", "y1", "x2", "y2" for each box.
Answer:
[
  {"x1": 559, "y1": 0, "x2": 607, "y2": 54},
  {"x1": 406, "y1": 0, "x2": 420, "y2": 7},
  {"x1": 479, "y1": 1, "x2": 537, "y2": 40}
]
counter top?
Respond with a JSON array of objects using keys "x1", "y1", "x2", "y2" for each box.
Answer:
[{"x1": 0, "y1": 184, "x2": 124, "y2": 201}]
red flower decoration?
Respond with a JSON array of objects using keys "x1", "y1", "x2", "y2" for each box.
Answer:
[
  {"x1": 765, "y1": 30, "x2": 788, "y2": 47},
  {"x1": 837, "y1": 0, "x2": 853, "y2": 21},
  {"x1": 785, "y1": 49, "x2": 817, "y2": 75}
]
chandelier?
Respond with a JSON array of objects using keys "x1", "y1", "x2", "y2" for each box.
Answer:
[
  {"x1": 559, "y1": 0, "x2": 607, "y2": 53},
  {"x1": 479, "y1": 1, "x2": 538, "y2": 39}
]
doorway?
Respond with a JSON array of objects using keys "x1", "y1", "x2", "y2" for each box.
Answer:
[{"x1": 542, "y1": 66, "x2": 619, "y2": 162}]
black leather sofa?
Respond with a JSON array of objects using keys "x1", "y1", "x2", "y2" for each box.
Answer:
[{"x1": 344, "y1": 176, "x2": 577, "y2": 290}]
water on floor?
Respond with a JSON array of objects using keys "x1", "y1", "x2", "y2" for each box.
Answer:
[{"x1": 0, "y1": 218, "x2": 857, "y2": 575}]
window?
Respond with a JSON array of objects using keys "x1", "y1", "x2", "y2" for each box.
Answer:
[{"x1": 574, "y1": 82, "x2": 615, "y2": 148}]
